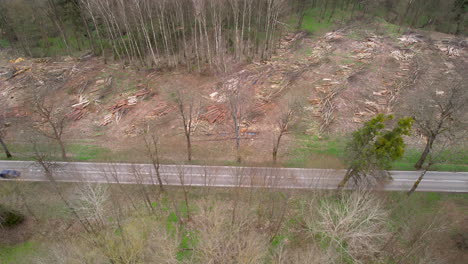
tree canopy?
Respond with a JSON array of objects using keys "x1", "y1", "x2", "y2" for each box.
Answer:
[{"x1": 338, "y1": 114, "x2": 413, "y2": 189}]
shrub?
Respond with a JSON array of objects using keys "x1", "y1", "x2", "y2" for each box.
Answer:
[
  {"x1": 304, "y1": 191, "x2": 389, "y2": 263},
  {"x1": 0, "y1": 204, "x2": 25, "y2": 228}
]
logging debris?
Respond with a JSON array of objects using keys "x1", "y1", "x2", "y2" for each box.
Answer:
[
  {"x1": 150, "y1": 101, "x2": 172, "y2": 117},
  {"x1": 5, "y1": 66, "x2": 31, "y2": 80},
  {"x1": 9, "y1": 58, "x2": 25, "y2": 64},
  {"x1": 100, "y1": 89, "x2": 151, "y2": 126},
  {"x1": 200, "y1": 105, "x2": 227, "y2": 124},
  {"x1": 398, "y1": 34, "x2": 423, "y2": 45},
  {"x1": 391, "y1": 50, "x2": 414, "y2": 61}
]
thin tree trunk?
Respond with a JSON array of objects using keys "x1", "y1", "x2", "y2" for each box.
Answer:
[
  {"x1": 78, "y1": 6, "x2": 97, "y2": 55},
  {"x1": 415, "y1": 135, "x2": 435, "y2": 170},
  {"x1": 58, "y1": 140, "x2": 67, "y2": 160},
  {"x1": 297, "y1": 0, "x2": 307, "y2": 29},
  {"x1": 337, "y1": 167, "x2": 354, "y2": 190},
  {"x1": 272, "y1": 132, "x2": 284, "y2": 164},
  {"x1": 236, "y1": 134, "x2": 241, "y2": 163},
  {"x1": 407, "y1": 167, "x2": 428, "y2": 196},
  {"x1": 398, "y1": 0, "x2": 414, "y2": 31},
  {"x1": 0, "y1": 137, "x2": 12, "y2": 159},
  {"x1": 147, "y1": 135, "x2": 165, "y2": 192},
  {"x1": 186, "y1": 134, "x2": 192, "y2": 162}
]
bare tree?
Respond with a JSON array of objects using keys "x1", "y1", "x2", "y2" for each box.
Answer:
[
  {"x1": 406, "y1": 78, "x2": 467, "y2": 170},
  {"x1": 227, "y1": 88, "x2": 248, "y2": 163},
  {"x1": 176, "y1": 165, "x2": 192, "y2": 222},
  {"x1": 407, "y1": 133, "x2": 467, "y2": 196},
  {"x1": 130, "y1": 164, "x2": 155, "y2": 214},
  {"x1": 144, "y1": 133, "x2": 165, "y2": 192},
  {"x1": 30, "y1": 92, "x2": 69, "y2": 160},
  {"x1": 75, "y1": 182, "x2": 109, "y2": 228},
  {"x1": 272, "y1": 98, "x2": 301, "y2": 164},
  {"x1": 174, "y1": 89, "x2": 201, "y2": 162},
  {"x1": 231, "y1": 167, "x2": 248, "y2": 225},
  {"x1": 193, "y1": 199, "x2": 269, "y2": 263},
  {"x1": 101, "y1": 164, "x2": 138, "y2": 212},
  {"x1": 304, "y1": 191, "x2": 389, "y2": 263},
  {"x1": 31, "y1": 141, "x2": 93, "y2": 233},
  {"x1": 0, "y1": 111, "x2": 12, "y2": 159}
]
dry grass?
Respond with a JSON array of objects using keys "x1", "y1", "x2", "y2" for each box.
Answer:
[
  {"x1": 193, "y1": 200, "x2": 269, "y2": 264},
  {"x1": 1, "y1": 180, "x2": 467, "y2": 263}
]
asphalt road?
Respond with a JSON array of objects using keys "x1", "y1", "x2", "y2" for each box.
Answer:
[{"x1": 1, "y1": 161, "x2": 468, "y2": 193}]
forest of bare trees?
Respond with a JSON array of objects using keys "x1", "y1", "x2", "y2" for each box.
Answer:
[
  {"x1": 1, "y1": 0, "x2": 466, "y2": 69},
  {"x1": 77, "y1": 0, "x2": 289, "y2": 71}
]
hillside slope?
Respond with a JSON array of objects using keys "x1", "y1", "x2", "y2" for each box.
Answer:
[{"x1": 0, "y1": 19, "x2": 467, "y2": 166}]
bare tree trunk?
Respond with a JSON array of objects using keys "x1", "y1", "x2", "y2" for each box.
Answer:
[
  {"x1": 186, "y1": 134, "x2": 192, "y2": 162},
  {"x1": 78, "y1": 4, "x2": 97, "y2": 55},
  {"x1": 175, "y1": 90, "x2": 199, "y2": 162},
  {"x1": 407, "y1": 167, "x2": 428, "y2": 196},
  {"x1": 58, "y1": 139, "x2": 67, "y2": 161},
  {"x1": 131, "y1": 165, "x2": 154, "y2": 214},
  {"x1": 272, "y1": 133, "x2": 283, "y2": 164},
  {"x1": 47, "y1": 0, "x2": 71, "y2": 53},
  {"x1": 31, "y1": 93, "x2": 68, "y2": 161},
  {"x1": 415, "y1": 135, "x2": 435, "y2": 170},
  {"x1": 33, "y1": 144, "x2": 93, "y2": 233},
  {"x1": 145, "y1": 135, "x2": 165, "y2": 192},
  {"x1": 337, "y1": 167, "x2": 354, "y2": 190},
  {"x1": 399, "y1": 0, "x2": 414, "y2": 31},
  {"x1": 230, "y1": 167, "x2": 245, "y2": 225},
  {"x1": 81, "y1": 0, "x2": 105, "y2": 57},
  {"x1": 0, "y1": 137, "x2": 12, "y2": 159},
  {"x1": 177, "y1": 166, "x2": 191, "y2": 222},
  {"x1": 269, "y1": 195, "x2": 289, "y2": 242},
  {"x1": 296, "y1": 0, "x2": 307, "y2": 29},
  {"x1": 235, "y1": 128, "x2": 241, "y2": 163}
]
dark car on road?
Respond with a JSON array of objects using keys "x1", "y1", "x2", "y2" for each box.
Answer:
[{"x1": 0, "y1": 170, "x2": 21, "y2": 179}]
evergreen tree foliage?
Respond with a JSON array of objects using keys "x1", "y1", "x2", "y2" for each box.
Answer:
[{"x1": 338, "y1": 114, "x2": 413, "y2": 189}]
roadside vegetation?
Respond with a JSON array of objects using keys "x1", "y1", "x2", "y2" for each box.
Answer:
[
  {"x1": 289, "y1": 135, "x2": 468, "y2": 172},
  {"x1": 0, "y1": 180, "x2": 467, "y2": 264}
]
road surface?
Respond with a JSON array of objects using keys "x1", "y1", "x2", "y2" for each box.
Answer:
[{"x1": 1, "y1": 161, "x2": 467, "y2": 193}]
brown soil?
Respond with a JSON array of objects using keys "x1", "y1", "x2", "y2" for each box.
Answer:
[
  {"x1": 1, "y1": 20, "x2": 466, "y2": 165},
  {"x1": 0, "y1": 218, "x2": 35, "y2": 245}
]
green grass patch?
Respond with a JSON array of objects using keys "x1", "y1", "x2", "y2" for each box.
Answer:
[
  {"x1": 287, "y1": 7, "x2": 353, "y2": 34},
  {"x1": 386, "y1": 192, "x2": 468, "y2": 230},
  {"x1": 299, "y1": 8, "x2": 334, "y2": 33},
  {"x1": 394, "y1": 148, "x2": 468, "y2": 172},
  {"x1": 0, "y1": 38, "x2": 11, "y2": 48},
  {"x1": 288, "y1": 134, "x2": 468, "y2": 171},
  {"x1": 374, "y1": 17, "x2": 401, "y2": 38},
  {"x1": 0, "y1": 142, "x2": 109, "y2": 162},
  {"x1": 0, "y1": 242, "x2": 38, "y2": 264},
  {"x1": 67, "y1": 144, "x2": 107, "y2": 161},
  {"x1": 287, "y1": 134, "x2": 346, "y2": 169},
  {"x1": 33, "y1": 34, "x2": 91, "y2": 57},
  {"x1": 177, "y1": 230, "x2": 197, "y2": 261}
]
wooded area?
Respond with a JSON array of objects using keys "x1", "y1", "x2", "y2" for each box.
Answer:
[{"x1": 0, "y1": 0, "x2": 466, "y2": 71}]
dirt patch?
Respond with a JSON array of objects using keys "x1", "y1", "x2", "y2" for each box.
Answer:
[
  {"x1": 436, "y1": 199, "x2": 468, "y2": 263},
  {"x1": 0, "y1": 218, "x2": 36, "y2": 246}
]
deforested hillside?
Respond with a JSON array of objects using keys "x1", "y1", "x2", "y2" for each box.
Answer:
[
  {"x1": 0, "y1": 0, "x2": 466, "y2": 169},
  {"x1": 1, "y1": 14, "x2": 467, "y2": 168}
]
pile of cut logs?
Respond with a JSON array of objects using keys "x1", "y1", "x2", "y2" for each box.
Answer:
[{"x1": 200, "y1": 105, "x2": 227, "y2": 124}]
